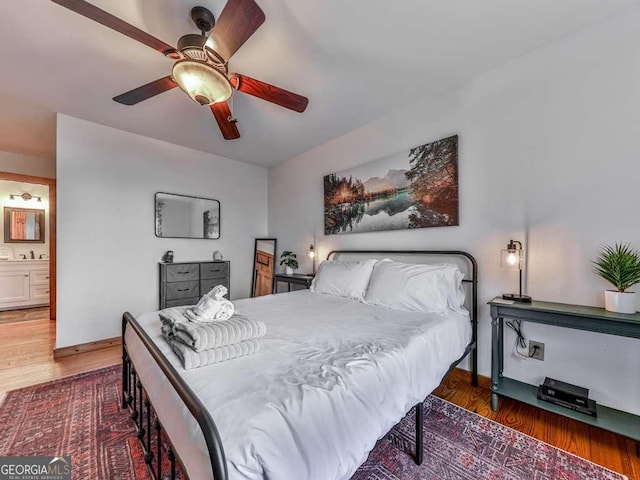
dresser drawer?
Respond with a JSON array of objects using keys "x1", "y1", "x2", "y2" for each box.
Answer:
[
  {"x1": 165, "y1": 280, "x2": 200, "y2": 300},
  {"x1": 200, "y1": 262, "x2": 229, "y2": 280},
  {"x1": 200, "y1": 279, "x2": 230, "y2": 297},
  {"x1": 30, "y1": 269, "x2": 50, "y2": 286},
  {"x1": 165, "y1": 297, "x2": 199, "y2": 308},
  {"x1": 164, "y1": 264, "x2": 199, "y2": 282}
]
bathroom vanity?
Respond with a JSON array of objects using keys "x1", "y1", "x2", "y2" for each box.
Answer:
[{"x1": 0, "y1": 259, "x2": 50, "y2": 310}]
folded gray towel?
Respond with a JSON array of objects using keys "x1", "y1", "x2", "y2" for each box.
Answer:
[
  {"x1": 168, "y1": 337, "x2": 260, "y2": 370},
  {"x1": 158, "y1": 307, "x2": 186, "y2": 328},
  {"x1": 158, "y1": 307, "x2": 267, "y2": 352},
  {"x1": 173, "y1": 315, "x2": 266, "y2": 352}
]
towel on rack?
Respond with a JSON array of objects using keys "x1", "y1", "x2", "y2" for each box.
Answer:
[{"x1": 167, "y1": 338, "x2": 260, "y2": 369}]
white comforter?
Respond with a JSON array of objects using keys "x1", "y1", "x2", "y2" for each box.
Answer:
[{"x1": 126, "y1": 290, "x2": 471, "y2": 480}]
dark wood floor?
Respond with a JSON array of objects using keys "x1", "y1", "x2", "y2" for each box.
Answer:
[{"x1": 0, "y1": 315, "x2": 636, "y2": 478}]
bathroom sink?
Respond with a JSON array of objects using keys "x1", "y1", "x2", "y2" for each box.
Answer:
[{"x1": 3, "y1": 258, "x2": 48, "y2": 262}]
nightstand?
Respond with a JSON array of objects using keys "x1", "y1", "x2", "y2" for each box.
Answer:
[
  {"x1": 488, "y1": 297, "x2": 640, "y2": 452},
  {"x1": 274, "y1": 273, "x2": 314, "y2": 293}
]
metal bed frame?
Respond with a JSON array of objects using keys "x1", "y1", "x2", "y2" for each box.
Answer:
[{"x1": 121, "y1": 249, "x2": 478, "y2": 480}]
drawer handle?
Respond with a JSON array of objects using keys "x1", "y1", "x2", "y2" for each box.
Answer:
[
  {"x1": 24, "y1": 274, "x2": 28, "y2": 277},
  {"x1": 45, "y1": 276, "x2": 50, "y2": 279},
  {"x1": 46, "y1": 291, "x2": 50, "y2": 294},
  {"x1": 177, "y1": 288, "x2": 190, "y2": 292}
]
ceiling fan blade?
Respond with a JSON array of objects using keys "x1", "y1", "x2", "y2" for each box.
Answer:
[
  {"x1": 205, "y1": 0, "x2": 265, "y2": 61},
  {"x1": 230, "y1": 74, "x2": 308, "y2": 113},
  {"x1": 113, "y1": 76, "x2": 178, "y2": 105},
  {"x1": 211, "y1": 102, "x2": 240, "y2": 140},
  {"x1": 51, "y1": 0, "x2": 178, "y2": 57}
]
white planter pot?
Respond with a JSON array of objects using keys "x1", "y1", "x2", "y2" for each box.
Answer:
[
  {"x1": 604, "y1": 290, "x2": 637, "y2": 314},
  {"x1": 285, "y1": 266, "x2": 294, "y2": 275}
]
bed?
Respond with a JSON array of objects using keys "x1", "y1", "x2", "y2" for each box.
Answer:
[{"x1": 122, "y1": 250, "x2": 478, "y2": 480}]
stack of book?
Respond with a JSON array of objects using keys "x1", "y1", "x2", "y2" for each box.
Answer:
[{"x1": 537, "y1": 377, "x2": 597, "y2": 417}]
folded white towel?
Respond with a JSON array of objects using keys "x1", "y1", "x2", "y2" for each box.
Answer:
[
  {"x1": 168, "y1": 337, "x2": 260, "y2": 369},
  {"x1": 172, "y1": 314, "x2": 267, "y2": 352},
  {"x1": 189, "y1": 285, "x2": 235, "y2": 322}
]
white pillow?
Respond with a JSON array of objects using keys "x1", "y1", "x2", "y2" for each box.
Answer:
[
  {"x1": 310, "y1": 259, "x2": 378, "y2": 301},
  {"x1": 364, "y1": 260, "x2": 466, "y2": 314}
]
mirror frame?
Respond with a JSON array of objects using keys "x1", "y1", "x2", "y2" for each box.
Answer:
[
  {"x1": 251, "y1": 238, "x2": 277, "y2": 297},
  {"x1": 4, "y1": 207, "x2": 46, "y2": 243},
  {"x1": 154, "y1": 192, "x2": 221, "y2": 240}
]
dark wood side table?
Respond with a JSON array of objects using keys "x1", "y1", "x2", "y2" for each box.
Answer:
[
  {"x1": 274, "y1": 273, "x2": 314, "y2": 293},
  {"x1": 488, "y1": 298, "x2": 640, "y2": 451}
]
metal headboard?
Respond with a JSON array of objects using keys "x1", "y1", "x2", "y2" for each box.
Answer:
[{"x1": 326, "y1": 249, "x2": 478, "y2": 385}]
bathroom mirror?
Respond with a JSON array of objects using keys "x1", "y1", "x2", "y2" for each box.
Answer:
[
  {"x1": 251, "y1": 238, "x2": 277, "y2": 297},
  {"x1": 4, "y1": 207, "x2": 45, "y2": 243},
  {"x1": 155, "y1": 192, "x2": 221, "y2": 239}
]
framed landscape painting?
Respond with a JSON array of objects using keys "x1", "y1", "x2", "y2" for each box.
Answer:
[{"x1": 324, "y1": 135, "x2": 458, "y2": 235}]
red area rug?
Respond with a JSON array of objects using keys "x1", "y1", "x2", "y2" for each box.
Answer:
[{"x1": 0, "y1": 365, "x2": 626, "y2": 480}]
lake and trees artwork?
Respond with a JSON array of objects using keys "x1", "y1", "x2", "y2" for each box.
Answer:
[{"x1": 324, "y1": 135, "x2": 458, "y2": 235}]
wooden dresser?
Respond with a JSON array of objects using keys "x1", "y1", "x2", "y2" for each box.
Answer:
[{"x1": 159, "y1": 261, "x2": 230, "y2": 309}]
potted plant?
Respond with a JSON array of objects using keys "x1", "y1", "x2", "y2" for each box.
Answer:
[
  {"x1": 593, "y1": 242, "x2": 640, "y2": 314},
  {"x1": 280, "y1": 251, "x2": 299, "y2": 275}
]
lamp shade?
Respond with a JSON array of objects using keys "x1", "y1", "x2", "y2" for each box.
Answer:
[
  {"x1": 501, "y1": 249, "x2": 521, "y2": 269},
  {"x1": 172, "y1": 60, "x2": 232, "y2": 106},
  {"x1": 500, "y1": 240, "x2": 523, "y2": 269}
]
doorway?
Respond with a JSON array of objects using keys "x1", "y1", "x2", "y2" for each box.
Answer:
[{"x1": 0, "y1": 172, "x2": 56, "y2": 321}]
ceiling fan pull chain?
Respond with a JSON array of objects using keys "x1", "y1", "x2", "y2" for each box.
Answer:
[{"x1": 228, "y1": 97, "x2": 238, "y2": 124}]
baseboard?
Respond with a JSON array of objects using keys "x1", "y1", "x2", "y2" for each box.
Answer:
[{"x1": 53, "y1": 336, "x2": 121, "y2": 359}]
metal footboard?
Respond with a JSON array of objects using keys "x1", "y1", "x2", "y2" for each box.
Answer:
[{"x1": 122, "y1": 312, "x2": 228, "y2": 480}]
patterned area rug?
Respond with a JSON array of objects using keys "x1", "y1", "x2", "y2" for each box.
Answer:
[
  {"x1": 0, "y1": 365, "x2": 626, "y2": 480},
  {"x1": 353, "y1": 397, "x2": 627, "y2": 480}
]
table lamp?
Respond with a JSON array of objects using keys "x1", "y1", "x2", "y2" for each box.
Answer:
[
  {"x1": 501, "y1": 240, "x2": 531, "y2": 303},
  {"x1": 308, "y1": 244, "x2": 315, "y2": 274}
]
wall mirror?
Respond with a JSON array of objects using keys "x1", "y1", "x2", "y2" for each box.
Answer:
[
  {"x1": 155, "y1": 192, "x2": 221, "y2": 239},
  {"x1": 4, "y1": 207, "x2": 45, "y2": 243},
  {"x1": 251, "y1": 238, "x2": 277, "y2": 297}
]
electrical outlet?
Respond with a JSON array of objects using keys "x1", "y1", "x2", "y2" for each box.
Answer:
[{"x1": 529, "y1": 341, "x2": 545, "y2": 361}]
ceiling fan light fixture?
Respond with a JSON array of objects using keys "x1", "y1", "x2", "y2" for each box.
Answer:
[{"x1": 172, "y1": 60, "x2": 232, "y2": 105}]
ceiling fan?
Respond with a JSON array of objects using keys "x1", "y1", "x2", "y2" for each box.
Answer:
[{"x1": 50, "y1": 0, "x2": 309, "y2": 140}]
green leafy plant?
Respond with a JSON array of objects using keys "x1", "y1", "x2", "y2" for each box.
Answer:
[
  {"x1": 279, "y1": 251, "x2": 299, "y2": 270},
  {"x1": 593, "y1": 243, "x2": 640, "y2": 292}
]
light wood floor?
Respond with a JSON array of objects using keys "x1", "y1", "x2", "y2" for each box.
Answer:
[
  {"x1": 0, "y1": 316, "x2": 637, "y2": 479},
  {"x1": 0, "y1": 312, "x2": 120, "y2": 398},
  {"x1": 0, "y1": 306, "x2": 50, "y2": 325}
]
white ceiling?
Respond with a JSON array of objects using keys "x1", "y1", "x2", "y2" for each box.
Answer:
[{"x1": 0, "y1": 0, "x2": 638, "y2": 167}]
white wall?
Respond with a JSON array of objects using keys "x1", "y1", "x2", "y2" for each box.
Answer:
[
  {"x1": 269, "y1": 9, "x2": 640, "y2": 414},
  {"x1": 0, "y1": 180, "x2": 50, "y2": 259},
  {"x1": 57, "y1": 115, "x2": 268, "y2": 348},
  {"x1": 0, "y1": 151, "x2": 56, "y2": 179}
]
